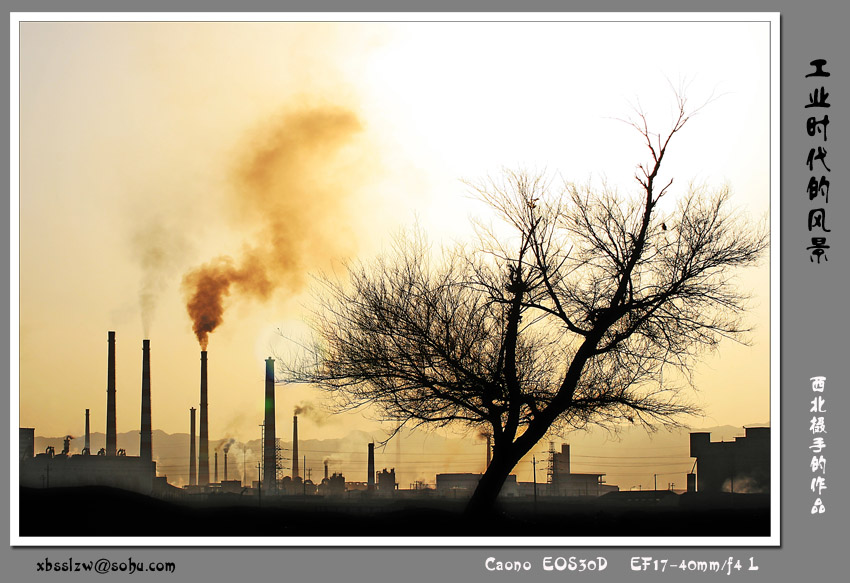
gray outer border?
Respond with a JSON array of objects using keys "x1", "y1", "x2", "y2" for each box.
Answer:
[{"x1": 4, "y1": 1, "x2": 848, "y2": 582}]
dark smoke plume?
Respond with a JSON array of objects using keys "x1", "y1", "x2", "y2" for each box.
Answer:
[
  {"x1": 217, "y1": 437, "x2": 237, "y2": 453},
  {"x1": 294, "y1": 401, "x2": 331, "y2": 426},
  {"x1": 293, "y1": 403, "x2": 313, "y2": 416},
  {"x1": 183, "y1": 105, "x2": 365, "y2": 348}
]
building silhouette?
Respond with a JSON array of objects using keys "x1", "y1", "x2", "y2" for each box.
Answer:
[
  {"x1": 19, "y1": 333, "x2": 157, "y2": 495},
  {"x1": 689, "y1": 427, "x2": 770, "y2": 493},
  {"x1": 548, "y1": 443, "x2": 617, "y2": 497}
]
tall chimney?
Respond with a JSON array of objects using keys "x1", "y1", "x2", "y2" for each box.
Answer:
[
  {"x1": 84, "y1": 409, "x2": 90, "y2": 454},
  {"x1": 486, "y1": 434, "x2": 491, "y2": 469},
  {"x1": 106, "y1": 331, "x2": 117, "y2": 456},
  {"x1": 292, "y1": 416, "x2": 299, "y2": 479},
  {"x1": 324, "y1": 460, "x2": 328, "y2": 481},
  {"x1": 367, "y1": 442, "x2": 375, "y2": 491},
  {"x1": 262, "y1": 358, "x2": 276, "y2": 489},
  {"x1": 224, "y1": 450, "x2": 228, "y2": 481},
  {"x1": 140, "y1": 339, "x2": 152, "y2": 467},
  {"x1": 199, "y1": 351, "x2": 209, "y2": 486},
  {"x1": 189, "y1": 407, "x2": 197, "y2": 486},
  {"x1": 215, "y1": 452, "x2": 218, "y2": 484}
]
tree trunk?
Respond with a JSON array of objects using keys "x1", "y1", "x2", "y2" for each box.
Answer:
[
  {"x1": 464, "y1": 446, "x2": 524, "y2": 517},
  {"x1": 464, "y1": 409, "x2": 577, "y2": 517}
]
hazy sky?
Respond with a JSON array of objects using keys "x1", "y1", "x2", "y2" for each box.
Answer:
[{"x1": 16, "y1": 19, "x2": 772, "y2": 488}]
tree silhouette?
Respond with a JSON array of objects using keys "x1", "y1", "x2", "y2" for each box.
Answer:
[{"x1": 285, "y1": 95, "x2": 768, "y2": 514}]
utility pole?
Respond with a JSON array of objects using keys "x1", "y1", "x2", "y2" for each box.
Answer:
[
  {"x1": 532, "y1": 456, "x2": 538, "y2": 509},
  {"x1": 257, "y1": 462, "x2": 262, "y2": 507}
]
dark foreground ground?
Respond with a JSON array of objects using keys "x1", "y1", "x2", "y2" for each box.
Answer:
[{"x1": 19, "y1": 486, "x2": 770, "y2": 538}]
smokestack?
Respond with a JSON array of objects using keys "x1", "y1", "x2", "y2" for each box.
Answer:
[
  {"x1": 199, "y1": 351, "x2": 209, "y2": 486},
  {"x1": 292, "y1": 416, "x2": 299, "y2": 479},
  {"x1": 367, "y1": 442, "x2": 375, "y2": 491},
  {"x1": 215, "y1": 452, "x2": 218, "y2": 484},
  {"x1": 84, "y1": 409, "x2": 90, "y2": 454},
  {"x1": 106, "y1": 331, "x2": 117, "y2": 456},
  {"x1": 262, "y1": 358, "x2": 276, "y2": 489},
  {"x1": 189, "y1": 407, "x2": 197, "y2": 486},
  {"x1": 224, "y1": 450, "x2": 228, "y2": 481},
  {"x1": 324, "y1": 460, "x2": 328, "y2": 481},
  {"x1": 140, "y1": 339, "x2": 152, "y2": 466},
  {"x1": 486, "y1": 434, "x2": 491, "y2": 469}
]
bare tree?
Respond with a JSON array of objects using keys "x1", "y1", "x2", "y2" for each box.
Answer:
[{"x1": 284, "y1": 95, "x2": 768, "y2": 515}]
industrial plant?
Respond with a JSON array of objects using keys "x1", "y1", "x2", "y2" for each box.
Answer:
[
  {"x1": 19, "y1": 333, "x2": 158, "y2": 494},
  {"x1": 689, "y1": 427, "x2": 771, "y2": 494},
  {"x1": 18, "y1": 330, "x2": 771, "y2": 537}
]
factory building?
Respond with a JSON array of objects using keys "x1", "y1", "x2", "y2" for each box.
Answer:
[
  {"x1": 19, "y1": 428, "x2": 35, "y2": 462},
  {"x1": 436, "y1": 473, "x2": 519, "y2": 497},
  {"x1": 547, "y1": 443, "x2": 618, "y2": 497},
  {"x1": 318, "y1": 473, "x2": 346, "y2": 496},
  {"x1": 433, "y1": 444, "x2": 617, "y2": 499},
  {"x1": 690, "y1": 427, "x2": 770, "y2": 493},
  {"x1": 19, "y1": 332, "x2": 158, "y2": 495},
  {"x1": 376, "y1": 468, "x2": 397, "y2": 494},
  {"x1": 219, "y1": 479, "x2": 242, "y2": 494},
  {"x1": 19, "y1": 448, "x2": 156, "y2": 493}
]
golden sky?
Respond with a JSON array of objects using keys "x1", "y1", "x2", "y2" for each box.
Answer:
[{"x1": 17, "y1": 19, "x2": 772, "y2": 488}]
